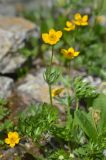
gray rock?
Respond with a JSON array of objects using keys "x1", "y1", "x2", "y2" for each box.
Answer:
[
  {"x1": 83, "y1": 76, "x2": 102, "y2": 87},
  {"x1": 0, "y1": 16, "x2": 36, "y2": 73},
  {"x1": 17, "y1": 69, "x2": 49, "y2": 103},
  {"x1": 0, "y1": 76, "x2": 14, "y2": 99},
  {"x1": 0, "y1": 3, "x2": 16, "y2": 16},
  {"x1": 0, "y1": 29, "x2": 13, "y2": 60},
  {"x1": 0, "y1": 53, "x2": 26, "y2": 73},
  {"x1": 0, "y1": 0, "x2": 53, "y2": 16},
  {"x1": 0, "y1": 16, "x2": 35, "y2": 51}
]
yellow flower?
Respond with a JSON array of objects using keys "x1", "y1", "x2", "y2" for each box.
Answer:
[
  {"x1": 73, "y1": 13, "x2": 88, "y2": 26},
  {"x1": 5, "y1": 131, "x2": 20, "y2": 148},
  {"x1": 52, "y1": 88, "x2": 64, "y2": 97},
  {"x1": 42, "y1": 28, "x2": 62, "y2": 45},
  {"x1": 64, "y1": 21, "x2": 75, "y2": 31},
  {"x1": 61, "y1": 47, "x2": 80, "y2": 59}
]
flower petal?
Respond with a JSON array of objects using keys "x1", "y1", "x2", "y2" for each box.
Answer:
[
  {"x1": 10, "y1": 143, "x2": 15, "y2": 148},
  {"x1": 5, "y1": 138, "x2": 10, "y2": 144},
  {"x1": 75, "y1": 13, "x2": 81, "y2": 20},
  {"x1": 48, "y1": 40, "x2": 57, "y2": 45},
  {"x1": 74, "y1": 51, "x2": 80, "y2": 56},
  {"x1": 82, "y1": 15, "x2": 88, "y2": 22},
  {"x1": 52, "y1": 88, "x2": 64, "y2": 97},
  {"x1": 61, "y1": 49, "x2": 67, "y2": 54},
  {"x1": 13, "y1": 132, "x2": 19, "y2": 137},
  {"x1": 56, "y1": 31, "x2": 62, "y2": 38},
  {"x1": 81, "y1": 22, "x2": 88, "y2": 26},
  {"x1": 8, "y1": 132, "x2": 13, "y2": 138},
  {"x1": 68, "y1": 48, "x2": 74, "y2": 53},
  {"x1": 66, "y1": 21, "x2": 72, "y2": 27},
  {"x1": 15, "y1": 138, "x2": 20, "y2": 144},
  {"x1": 42, "y1": 33, "x2": 49, "y2": 43},
  {"x1": 49, "y1": 28, "x2": 55, "y2": 35},
  {"x1": 64, "y1": 27, "x2": 71, "y2": 31},
  {"x1": 73, "y1": 20, "x2": 81, "y2": 25}
]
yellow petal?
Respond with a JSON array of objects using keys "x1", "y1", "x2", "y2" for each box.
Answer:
[
  {"x1": 64, "y1": 27, "x2": 72, "y2": 31},
  {"x1": 5, "y1": 138, "x2": 10, "y2": 144},
  {"x1": 10, "y1": 143, "x2": 15, "y2": 148},
  {"x1": 61, "y1": 49, "x2": 67, "y2": 54},
  {"x1": 42, "y1": 33, "x2": 49, "y2": 43},
  {"x1": 52, "y1": 88, "x2": 64, "y2": 97},
  {"x1": 71, "y1": 25, "x2": 75, "y2": 30},
  {"x1": 8, "y1": 132, "x2": 13, "y2": 138},
  {"x1": 13, "y1": 132, "x2": 19, "y2": 138},
  {"x1": 15, "y1": 138, "x2": 20, "y2": 144},
  {"x1": 73, "y1": 20, "x2": 81, "y2": 25},
  {"x1": 56, "y1": 31, "x2": 62, "y2": 38},
  {"x1": 74, "y1": 51, "x2": 80, "y2": 56},
  {"x1": 81, "y1": 22, "x2": 88, "y2": 26},
  {"x1": 68, "y1": 48, "x2": 74, "y2": 53},
  {"x1": 48, "y1": 40, "x2": 57, "y2": 45},
  {"x1": 66, "y1": 21, "x2": 72, "y2": 27},
  {"x1": 82, "y1": 15, "x2": 88, "y2": 22},
  {"x1": 75, "y1": 13, "x2": 81, "y2": 20},
  {"x1": 49, "y1": 28, "x2": 55, "y2": 35}
]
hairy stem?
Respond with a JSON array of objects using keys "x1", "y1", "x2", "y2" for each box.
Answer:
[
  {"x1": 48, "y1": 46, "x2": 54, "y2": 106},
  {"x1": 49, "y1": 84, "x2": 53, "y2": 106},
  {"x1": 76, "y1": 97, "x2": 79, "y2": 111}
]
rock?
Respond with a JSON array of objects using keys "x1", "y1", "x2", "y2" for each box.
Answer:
[
  {"x1": 0, "y1": 29, "x2": 12, "y2": 60},
  {"x1": 83, "y1": 76, "x2": 102, "y2": 87},
  {"x1": 0, "y1": 0, "x2": 53, "y2": 16},
  {"x1": 17, "y1": 68, "x2": 49, "y2": 103},
  {"x1": 0, "y1": 16, "x2": 36, "y2": 74},
  {"x1": 0, "y1": 16, "x2": 35, "y2": 50},
  {"x1": 0, "y1": 76, "x2": 14, "y2": 99},
  {"x1": 0, "y1": 52, "x2": 26, "y2": 74}
]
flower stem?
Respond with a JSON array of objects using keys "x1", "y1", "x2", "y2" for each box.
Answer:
[
  {"x1": 48, "y1": 46, "x2": 54, "y2": 106},
  {"x1": 76, "y1": 97, "x2": 79, "y2": 111},
  {"x1": 50, "y1": 46, "x2": 54, "y2": 68},
  {"x1": 49, "y1": 84, "x2": 53, "y2": 106}
]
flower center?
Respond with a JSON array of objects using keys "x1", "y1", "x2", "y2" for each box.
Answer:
[
  {"x1": 10, "y1": 137, "x2": 16, "y2": 143},
  {"x1": 49, "y1": 34, "x2": 57, "y2": 41},
  {"x1": 68, "y1": 52, "x2": 73, "y2": 56}
]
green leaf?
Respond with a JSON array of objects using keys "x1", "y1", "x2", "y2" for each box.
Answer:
[
  {"x1": 92, "y1": 94, "x2": 106, "y2": 132},
  {"x1": 75, "y1": 110, "x2": 97, "y2": 140}
]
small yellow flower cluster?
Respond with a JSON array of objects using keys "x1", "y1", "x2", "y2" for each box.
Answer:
[
  {"x1": 42, "y1": 13, "x2": 88, "y2": 60},
  {"x1": 5, "y1": 131, "x2": 20, "y2": 148},
  {"x1": 64, "y1": 13, "x2": 88, "y2": 31}
]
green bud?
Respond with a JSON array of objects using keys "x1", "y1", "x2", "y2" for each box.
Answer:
[{"x1": 44, "y1": 67, "x2": 60, "y2": 85}]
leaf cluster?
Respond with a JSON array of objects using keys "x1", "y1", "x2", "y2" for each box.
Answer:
[
  {"x1": 73, "y1": 76, "x2": 98, "y2": 99},
  {"x1": 18, "y1": 103, "x2": 58, "y2": 141}
]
